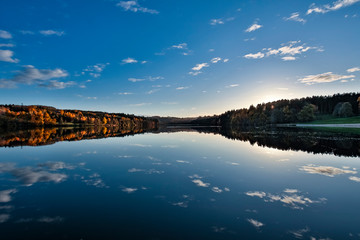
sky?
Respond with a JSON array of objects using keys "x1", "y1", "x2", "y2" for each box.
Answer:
[{"x1": 0, "y1": 0, "x2": 359, "y2": 117}]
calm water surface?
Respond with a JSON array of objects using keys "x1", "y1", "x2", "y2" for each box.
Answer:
[{"x1": 1, "y1": 130, "x2": 360, "y2": 239}]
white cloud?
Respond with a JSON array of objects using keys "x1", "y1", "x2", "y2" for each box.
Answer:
[
  {"x1": 0, "y1": 163, "x2": 67, "y2": 186},
  {"x1": 347, "y1": 67, "x2": 360, "y2": 72},
  {"x1": 0, "y1": 30, "x2": 12, "y2": 39},
  {"x1": 300, "y1": 164, "x2": 357, "y2": 177},
  {"x1": 14, "y1": 168, "x2": 67, "y2": 186},
  {"x1": 298, "y1": 72, "x2": 355, "y2": 85},
  {"x1": 223, "y1": 58, "x2": 229, "y2": 63},
  {"x1": 128, "y1": 168, "x2": 164, "y2": 174},
  {"x1": 245, "y1": 23, "x2": 263, "y2": 32},
  {"x1": 172, "y1": 43, "x2": 187, "y2": 49},
  {"x1": 192, "y1": 179, "x2": 210, "y2": 187},
  {"x1": 0, "y1": 49, "x2": 19, "y2": 63},
  {"x1": 244, "y1": 52, "x2": 265, "y2": 59},
  {"x1": 128, "y1": 76, "x2": 163, "y2": 82},
  {"x1": 210, "y1": 18, "x2": 224, "y2": 25},
  {"x1": 19, "y1": 30, "x2": 34, "y2": 35},
  {"x1": 148, "y1": 76, "x2": 164, "y2": 81},
  {"x1": 284, "y1": 12, "x2": 306, "y2": 23},
  {"x1": 117, "y1": 1, "x2": 159, "y2": 14},
  {"x1": 245, "y1": 191, "x2": 266, "y2": 198},
  {"x1": 245, "y1": 41, "x2": 321, "y2": 61},
  {"x1": 38, "y1": 80, "x2": 76, "y2": 89},
  {"x1": 244, "y1": 37, "x2": 256, "y2": 41},
  {"x1": 189, "y1": 174, "x2": 203, "y2": 179},
  {"x1": 211, "y1": 187, "x2": 223, "y2": 193},
  {"x1": 90, "y1": 73, "x2": 100, "y2": 78},
  {"x1": 129, "y1": 102, "x2": 152, "y2": 107},
  {"x1": 0, "y1": 43, "x2": 15, "y2": 47},
  {"x1": 189, "y1": 71, "x2": 202, "y2": 76},
  {"x1": 0, "y1": 214, "x2": 10, "y2": 223},
  {"x1": 82, "y1": 173, "x2": 107, "y2": 188},
  {"x1": 176, "y1": 86, "x2": 189, "y2": 90},
  {"x1": 39, "y1": 30, "x2": 65, "y2": 36},
  {"x1": 0, "y1": 189, "x2": 17, "y2": 203},
  {"x1": 159, "y1": 42, "x2": 191, "y2": 55},
  {"x1": 0, "y1": 65, "x2": 72, "y2": 89},
  {"x1": 245, "y1": 189, "x2": 326, "y2": 209},
  {"x1": 118, "y1": 92, "x2": 133, "y2": 95},
  {"x1": 82, "y1": 63, "x2": 109, "y2": 78},
  {"x1": 122, "y1": 57, "x2": 138, "y2": 64},
  {"x1": 128, "y1": 77, "x2": 145, "y2": 82},
  {"x1": 267, "y1": 41, "x2": 315, "y2": 56},
  {"x1": 283, "y1": 189, "x2": 298, "y2": 193},
  {"x1": 171, "y1": 201, "x2": 188, "y2": 208},
  {"x1": 38, "y1": 162, "x2": 75, "y2": 171},
  {"x1": 226, "y1": 84, "x2": 239, "y2": 88},
  {"x1": 282, "y1": 56, "x2": 296, "y2": 61},
  {"x1": 12, "y1": 66, "x2": 70, "y2": 82},
  {"x1": 0, "y1": 80, "x2": 15, "y2": 88},
  {"x1": 307, "y1": 0, "x2": 360, "y2": 15},
  {"x1": 211, "y1": 57, "x2": 222, "y2": 63},
  {"x1": 128, "y1": 168, "x2": 144, "y2": 173},
  {"x1": 210, "y1": 16, "x2": 235, "y2": 26},
  {"x1": 349, "y1": 176, "x2": 360, "y2": 182},
  {"x1": 147, "y1": 89, "x2": 160, "y2": 94},
  {"x1": 176, "y1": 160, "x2": 189, "y2": 163},
  {"x1": 192, "y1": 63, "x2": 209, "y2": 71},
  {"x1": 247, "y1": 219, "x2": 264, "y2": 228},
  {"x1": 84, "y1": 63, "x2": 109, "y2": 72},
  {"x1": 289, "y1": 227, "x2": 310, "y2": 239},
  {"x1": 122, "y1": 187, "x2": 138, "y2": 193}
]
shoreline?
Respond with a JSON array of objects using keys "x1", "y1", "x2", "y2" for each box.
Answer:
[{"x1": 279, "y1": 123, "x2": 360, "y2": 128}]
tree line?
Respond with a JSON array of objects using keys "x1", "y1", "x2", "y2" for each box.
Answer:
[
  {"x1": 0, "y1": 105, "x2": 158, "y2": 130},
  {"x1": 192, "y1": 92, "x2": 360, "y2": 127}
]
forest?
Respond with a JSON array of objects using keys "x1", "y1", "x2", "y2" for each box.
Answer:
[
  {"x1": 192, "y1": 92, "x2": 360, "y2": 127},
  {"x1": 0, "y1": 105, "x2": 158, "y2": 130}
]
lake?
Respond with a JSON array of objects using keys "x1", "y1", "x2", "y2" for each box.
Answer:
[{"x1": 0, "y1": 127, "x2": 360, "y2": 239}]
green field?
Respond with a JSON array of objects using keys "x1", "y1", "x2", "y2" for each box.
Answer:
[
  {"x1": 306, "y1": 116, "x2": 360, "y2": 124},
  {"x1": 304, "y1": 127, "x2": 360, "y2": 135}
]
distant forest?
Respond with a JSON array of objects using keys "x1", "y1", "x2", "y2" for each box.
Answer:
[
  {"x1": 1, "y1": 92, "x2": 359, "y2": 131},
  {"x1": 0, "y1": 105, "x2": 158, "y2": 130},
  {"x1": 192, "y1": 92, "x2": 360, "y2": 127}
]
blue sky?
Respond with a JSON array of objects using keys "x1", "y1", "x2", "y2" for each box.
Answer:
[{"x1": 0, "y1": 0, "x2": 359, "y2": 117}]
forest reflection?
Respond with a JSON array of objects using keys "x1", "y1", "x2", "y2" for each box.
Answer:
[
  {"x1": 0, "y1": 125, "x2": 155, "y2": 148},
  {"x1": 1, "y1": 126, "x2": 359, "y2": 157}
]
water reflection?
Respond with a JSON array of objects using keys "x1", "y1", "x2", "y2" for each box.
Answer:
[
  {"x1": 0, "y1": 129, "x2": 359, "y2": 239},
  {"x1": 0, "y1": 163, "x2": 67, "y2": 186},
  {"x1": 165, "y1": 125, "x2": 360, "y2": 157},
  {"x1": 1, "y1": 126, "x2": 359, "y2": 158},
  {"x1": 0, "y1": 125, "x2": 157, "y2": 148},
  {"x1": 245, "y1": 189, "x2": 327, "y2": 210},
  {"x1": 212, "y1": 126, "x2": 360, "y2": 157},
  {"x1": 300, "y1": 164, "x2": 357, "y2": 177}
]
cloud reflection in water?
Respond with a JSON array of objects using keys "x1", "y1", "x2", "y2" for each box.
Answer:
[
  {"x1": 0, "y1": 163, "x2": 67, "y2": 186},
  {"x1": 245, "y1": 189, "x2": 326, "y2": 209}
]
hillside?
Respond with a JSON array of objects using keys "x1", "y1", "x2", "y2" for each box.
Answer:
[
  {"x1": 191, "y1": 92, "x2": 360, "y2": 127},
  {"x1": 0, "y1": 105, "x2": 158, "y2": 130}
]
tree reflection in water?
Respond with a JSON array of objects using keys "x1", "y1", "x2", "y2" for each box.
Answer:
[{"x1": 1, "y1": 125, "x2": 359, "y2": 157}]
